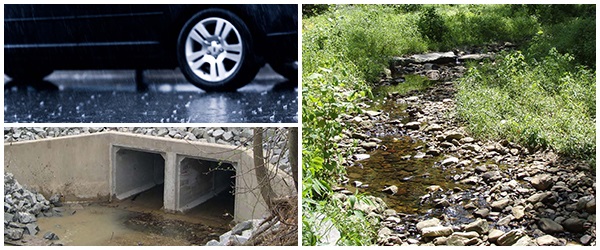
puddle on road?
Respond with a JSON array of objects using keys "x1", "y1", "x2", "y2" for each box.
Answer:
[{"x1": 35, "y1": 185, "x2": 231, "y2": 246}]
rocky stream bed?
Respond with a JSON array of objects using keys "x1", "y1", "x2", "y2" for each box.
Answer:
[{"x1": 330, "y1": 46, "x2": 596, "y2": 246}]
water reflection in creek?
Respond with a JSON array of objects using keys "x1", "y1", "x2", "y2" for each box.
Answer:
[{"x1": 346, "y1": 136, "x2": 469, "y2": 218}]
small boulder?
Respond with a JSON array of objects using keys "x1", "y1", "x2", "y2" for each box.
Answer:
[
  {"x1": 562, "y1": 218, "x2": 586, "y2": 233},
  {"x1": 416, "y1": 218, "x2": 441, "y2": 231},
  {"x1": 488, "y1": 229, "x2": 504, "y2": 243},
  {"x1": 491, "y1": 199, "x2": 510, "y2": 212},
  {"x1": 538, "y1": 218, "x2": 564, "y2": 234},
  {"x1": 497, "y1": 229, "x2": 524, "y2": 246},
  {"x1": 530, "y1": 174, "x2": 553, "y2": 191},
  {"x1": 536, "y1": 235, "x2": 561, "y2": 246},
  {"x1": 422, "y1": 226, "x2": 454, "y2": 237},
  {"x1": 464, "y1": 218, "x2": 489, "y2": 234}
]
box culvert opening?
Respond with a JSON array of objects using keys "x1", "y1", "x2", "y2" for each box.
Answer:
[
  {"x1": 178, "y1": 156, "x2": 235, "y2": 215},
  {"x1": 113, "y1": 147, "x2": 165, "y2": 204}
]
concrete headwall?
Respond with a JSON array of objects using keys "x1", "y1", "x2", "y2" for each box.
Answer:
[{"x1": 4, "y1": 131, "x2": 296, "y2": 222}]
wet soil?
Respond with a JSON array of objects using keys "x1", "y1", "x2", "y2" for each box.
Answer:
[{"x1": 33, "y1": 185, "x2": 232, "y2": 246}]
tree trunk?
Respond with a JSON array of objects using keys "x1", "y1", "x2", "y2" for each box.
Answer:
[
  {"x1": 253, "y1": 128, "x2": 275, "y2": 210},
  {"x1": 288, "y1": 127, "x2": 298, "y2": 189}
]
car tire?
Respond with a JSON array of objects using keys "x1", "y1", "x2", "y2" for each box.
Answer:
[
  {"x1": 270, "y1": 61, "x2": 298, "y2": 82},
  {"x1": 5, "y1": 67, "x2": 53, "y2": 81},
  {"x1": 177, "y1": 9, "x2": 260, "y2": 92}
]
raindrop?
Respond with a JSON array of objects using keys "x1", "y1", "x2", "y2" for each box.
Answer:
[
  {"x1": 173, "y1": 110, "x2": 177, "y2": 115},
  {"x1": 252, "y1": 110, "x2": 257, "y2": 115},
  {"x1": 39, "y1": 101, "x2": 45, "y2": 107},
  {"x1": 257, "y1": 107, "x2": 262, "y2": 113},
  {"x1": 185, "y1": 101, "x2": 191, "y2": 108},
  {"x1": 283, "y1": 105, "x2": 288, "y2": 110},
  {"x1": 269, "y1": 115, "x2": 275, "y2": 122}
]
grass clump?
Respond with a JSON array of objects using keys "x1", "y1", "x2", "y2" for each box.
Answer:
[{"x1": 456, "y1": 48, "x2": 596, "y2": 161}]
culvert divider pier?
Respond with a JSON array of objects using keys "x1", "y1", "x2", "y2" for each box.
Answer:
[{"x1": 4, "y1": 131, "x2": 294, "y2": 222}]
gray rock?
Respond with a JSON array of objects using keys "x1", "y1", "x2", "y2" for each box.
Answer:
[
  {"x1": 441, "y1": 157, "x2": 459, "y2": 166},
  {"x1": 512, "y1": 205, "x2": 525, "y2": 220},
  {"x1": 464, "y1": 218, "x2": 489, "y2": 234},
  {"x1": 5, "y1": 212, "x2": 15, "y2": 224},
  {"x1": 474, "y1": 208, "x2": 490, "y2": 218},
  {"x1": 488, "y1": 229, "x2": 504, "y2": 243},
  {"x1": 25, "y1": 223, "x2": 38, "y2": 235},
  {"x1": 459, "y1": 54, "x2": 491, "y2": 61},
  {"x1": 497, "y1": 215, "x2": 514, "y2": 226},
  {"x1": 411, "y1": 51, "x2": 456, "y2": 64},
  {"x1": 212, "y1": 129, "x2": 225, "y2": 138},
  {"x1": 497, "y1": 229, "x2": 524, "y2": 246},
  {"x1": 585, "y1": 199, "x2": 595, "y2": 214},
  {"x1": 5, "y1": 228, "x2": 24, "y2": 240},
  {"x1": 222, "y1": 131, "x2": 234, "y2": 141},
  {"x1": 360, "y1": 142, "x2": 378, "y2": 150},
  {"x1": 231, "y1": 220, "x2": 254, "y2": 235},
  {"x1": 382, "y1": 185, "x2": 398, "y2": 195},
  {"x1": 405, "y1": 122, "x2": 421, "y2": 130},
  {"x1": 228, "y1": 235, "x2": 250, "y2": 245},
  {"x1": 416, "y1": 218, "x2": 441, "y2": 231},
  {"x1": 513, "y1": 235, "x2": 534, "y2": 246},
  {"x1": 452, "y1": 231, "x2": 479, "y2": 238},
  {"x1": 206, "y1": 239, "x2": 222, "y2": 246},
  {"x1": 580, "y1": 234, "x2": 593, "y2": 245},
  {"x1": 378, "y1": 227, "x2": 393, "y2": 239},
  {"x1": 446, "y1": 235, "x2": 467, "y2": 246},
  {"x1": 16, "y1": 212, "x2": 36, "y2": 224},
  {"x1": 491, "y1": 199, "x2": 510, "y2": 212},
  {"x1": 530, "y1": 174, "x2": 553, "y2": 191},
  {"x1": 444, "y1": 131, "x2": 464, "y2": 141},
  {"x1": 538, "y1": 218, "x2": 564, "y2": 233},
  {"x1": 433, "y1": 236, "x2": 448, "y2": 245},
  {"x1": 422, "y1": 226, "x2": 454, "y2": 237},
  {"x1": 425, "y1": 124, "x2": 443, "y2": 132},
  {"x1": 536, "y1": 235, "x2": 561, "y2": 246},
  {"x1": 527, "y1": 192, "x2": 551, "y2": 204},
  {"x1": 482, "y1": 171, "x2": 502, "y2": 183},
  {"x1": 44, "y1": 232, "x2": 60, "y2": 240},
  {"x1": 562, "y1": 218, "x2": 586, "y2": 233}
]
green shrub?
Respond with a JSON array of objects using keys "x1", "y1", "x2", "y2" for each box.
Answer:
[
  {"x1": 417, "y1": 6, "x2": 449, "y2": 43},
  {"x1": 456, "y1": 49, "x2": 596, "y2": 161}
]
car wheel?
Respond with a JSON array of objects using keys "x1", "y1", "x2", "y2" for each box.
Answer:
[
  {"x1": 5, "y1": 67, "x2": 53, "y2": 81},
  {"x1": 177, "y1": 9, "x2": 260, "y2": 92}
]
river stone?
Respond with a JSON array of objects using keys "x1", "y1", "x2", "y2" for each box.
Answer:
[
  {"x1": 496, "y1": 229, "x2": 524, "y2": 246},
  {"x1": 488, "y1": 229, "x2": 504, "y2": 243},
  {"x1": 474, "y1": 208, "x2": 490, "y2": 218},
  {"x1": 206, "y1": 239, "x2": 222, "y2": 246},
  {"x1": 512, "y1": 205, "x2": 525, "y2": 220},
  {"x1": 491, "y1": 199, "x2": 510, "y2": 212},
  {"x1": 536, "y1": 235, "x2": 561, "y2": 246},
  {"x1": 411, "y1": 51, "x2": 456, "y2": 64},
  {"x1": 539, "y1": 218, "x2": 564, "y2": 233},
  {"x1": 530, "y1": 174, "x2": 553, "y2": 190},
  {"x1": 497, "y1": 215, "x2": 514, "y2": 226},
  {"x1": 585, "y1": 199, "x2": 595, "y2": 214},
  {"x1": 562, "y1": 218, "x2": 586, "y2": 233},
  {"x1": 446, "y1": 235, "x2": 468, "y2": 246},
  {"x1": 482, "y1": 171, "x2": 502, "y2": 183},
  {"x1": 452, "y1": 231, "x2": 479, "y2": 238},
  {"x1": 353, "y1": 154, "x2": 371, "y2": 161},
  {"x1": 580, "y1": 234, "x2": 593, "y2": 245},
  {"x1": 5, "y1": 228, "x2": 24, "y2": 240},
  {"x1": 360, "y1": 142, "x2": 378, "y2": 150},
  {"x1": 417, "y1": 218, "x2": 441, "y2": 231},
  {"x1": 382, "y1": 185, "x2": 398, "y2": 195},
  {"x1": 513, "y1": 235, "x2": 534, "y2": 246},
  {"x1": 441, "y1": 156, "x2": 459, "y2": 166},
  {"x1": 425, "y1": 124, "x2": 443, "y2": 132},
  {"x1": 464, "y1": 218, "x2": 489, "y2": 234},
  {"x1": 426, "y1": 148, "x2": 441, "y2": 156},
  {"x1": 405, "y1": 122, "x2": 421, "y2": 130},
  {"x1": 527, "y1": 192, "x2": 552, "y2": 204},
  {"x1": 422, "y1": 226, "x2": 454, "y2": 237},
  {"x1": 444, "y1": 131, "x2": 464, "y2": 141},
  {"x1": 378, "y1": 227, "x2": 393, "y2": 239},
  {"x1": 433, "y1": 236, "x2": 448, "y2": 245}
]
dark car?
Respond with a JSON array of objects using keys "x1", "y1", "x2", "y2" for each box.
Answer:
[{"x1": 4, "y1": 4, "x2": 298, "y2": 91}]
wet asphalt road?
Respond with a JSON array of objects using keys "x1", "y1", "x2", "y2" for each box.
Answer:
[{"x1": 4, "y1": 67, "x2": 298, "y2": 123}]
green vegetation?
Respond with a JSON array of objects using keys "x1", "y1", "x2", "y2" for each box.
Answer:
[{"x1": 302, "y1": 4, "x2": 595, "y2": 245}]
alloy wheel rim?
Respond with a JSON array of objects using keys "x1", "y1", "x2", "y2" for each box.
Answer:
[{"x1": 185, "y1": 17, "x2": 243, "y2": 83}]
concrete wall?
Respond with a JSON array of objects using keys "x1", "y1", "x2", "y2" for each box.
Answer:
[
  {"x1": 3, "y1": 133, "x2": 111, "y2": 201},
  {"x1": 4, "y1": 131, "x2": 296, "y2": 222},
  {"x1": 113, "y1": 148, "x2": 165, "y2": 200}
]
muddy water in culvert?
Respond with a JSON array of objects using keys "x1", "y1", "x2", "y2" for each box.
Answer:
[
  {"x1": 36, "y1": 186, "x2": 231, "y2": 246},
  {"x1": 346, "y1": 136, "x2": 467, "y2": 214}
]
